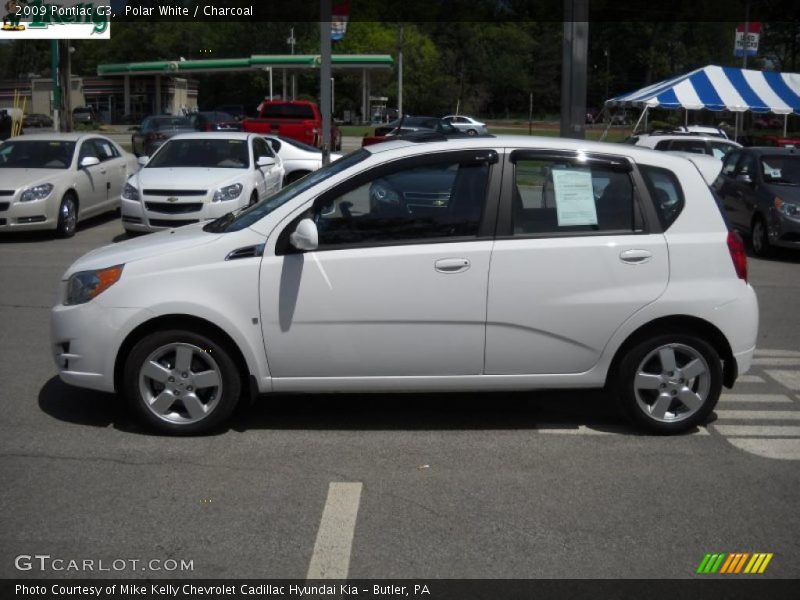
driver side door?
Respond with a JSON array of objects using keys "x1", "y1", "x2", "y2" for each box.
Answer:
[{"x1": 258, "y1": 150, "x2": 501, "y2": 382}]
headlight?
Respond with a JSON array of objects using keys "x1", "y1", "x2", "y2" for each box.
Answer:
[
  {"x1": 774, "y1": 196, "x2": 800, "y2": 218},
  {"x1": 65, "y1": 265, "x2": 124, "y2": 306},
  {"x1": 122, "y1": 182, "x2": 140, "y2": 201},
  {"x1": 213, "y1": 183, "x2": 243, "y2": 202},
  {"x1": 20, "y1": 183, "x2": 54, "y2": 202}
]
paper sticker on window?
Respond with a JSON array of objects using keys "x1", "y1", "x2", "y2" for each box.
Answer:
[{"x1": 552, "y1": 168, "x2": 597, "y2": 226}]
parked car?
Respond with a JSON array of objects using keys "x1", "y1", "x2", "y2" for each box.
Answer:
[
  {"x1": 0, "y1": 133, "x2": 137, "y2": 237},
  {"x1": 629, "y1": 132, "x2": 741, "y2": 160},
  {"x1": 442, "y1": 115, "x2": 488, "y2": 135},
  {"x1": 120, "y1": 132, "x2": 284, "y2": 234},
  {"x1": 263, "y1": 134, "x2": 342, "y2": 185},
  {"x1": 714, "y1": 147, "x2": 800, "y2": 257},
  {"x1": 753, "y1": 116, "x2": 784, "y2": 130},
  {"x1": 215, "y1": 104, "x2": 247, "y2": 121},
  {"x1": 362, "y1": 116, "x2": 462, "y2": 146},
  {"x1": 130, "y1": 115, "x2": 196, "y2": 157},
  {"x1": 72, "y1": 106, "x2": 98, "y2": 125},
  {"x1": 52, "y1": 135, "x2": 758, "y2": 435},
  {"x1": 23, "y1": 113, "x2": 53, "y2": 128},
  {"x1": 242, "y1": 100, "x2": 341, "y2": 151},
  {"x1": 190, "y1": 111, "x2": 242, "y2": 132}
]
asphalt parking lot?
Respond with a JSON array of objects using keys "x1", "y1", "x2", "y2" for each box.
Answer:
[{"x1": 1, "y1": 214, "x2": 799, "y2": 580}]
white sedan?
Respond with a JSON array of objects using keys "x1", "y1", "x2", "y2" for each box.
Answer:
[
  {"x1": 0, "y1": 133, "x2": 137, "y2": 237},
  {"x1": 263, "y1": 134, "x2": 342, "y2": 185},
  {"x1": 121, "y1": 132, "x2": 284, "y2": 234},
  {"x1": 442, "y1": 115, "x2": 488, "y2": 135}
]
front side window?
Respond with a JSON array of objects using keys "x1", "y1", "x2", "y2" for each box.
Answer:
[
  {"x1": 511, "y1": 159, "x2": 639, "y2": 234},
  {"x1": 736, "y1": 153, "x2": 758, "y2": 178},
  {"x1": 310, "y1": 159, "x2": 489, "y2": 248},
  {"x1": 709, "y1": 141, "x2": 737, "y2": 160},
  {"x1": 721, "y1": 151, "x2": 741, "y2": 176}
]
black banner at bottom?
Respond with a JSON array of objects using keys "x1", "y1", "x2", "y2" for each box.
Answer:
[{"x1": 3, "y1": 579, "x2": 800, "y2": 600}]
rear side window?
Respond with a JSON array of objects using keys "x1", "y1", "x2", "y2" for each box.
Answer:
[
  {"x1": 639, "y1": 165, "x2": 685, "y2": 229},
  {"x1": 670, "y1": 139, "x2": 707, "y2": 155}
]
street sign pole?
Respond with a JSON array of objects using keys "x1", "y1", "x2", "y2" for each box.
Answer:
[
  {"x1": 320, "y1": 0, "x2": 332, "y2": 165},
  {"x1": 559, "y1": 0, "x2": 588, "y2": 140}
]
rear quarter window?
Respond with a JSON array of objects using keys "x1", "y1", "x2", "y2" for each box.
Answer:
[{"x1": 638, "y1": 165, "x2": 685, "y2": 229}]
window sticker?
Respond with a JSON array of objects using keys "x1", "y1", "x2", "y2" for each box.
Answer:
[
  {"x1": 762, "y1": 161, "x2": 781, "y2": 179},
  {"x1": 552, "y1": 167, "x2": 598, "y2": 226}
]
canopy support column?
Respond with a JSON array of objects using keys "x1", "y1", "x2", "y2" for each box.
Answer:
[
  {"x1": 123, "y1": 75, "x2": 130, "y2": 117},
  {"x1": 154, "y1": 75, "x2": 161, "y2": 114},
  {"x1": 631, "y1": 105, "x2": 648, "y2": 134},
  {"x1": 684, "y1": 108, "x2": 689, "y2": 126},
  {"x1": 361, "y1": 68, "x2": 367, "y2": 124},
  {"x1": 784, "y1": 114, "x2": 788, "y2": 137}
]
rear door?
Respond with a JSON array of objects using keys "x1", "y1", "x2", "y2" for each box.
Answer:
[{"x1": 485, "y1": 150, "x2": 669, "y2": 375}]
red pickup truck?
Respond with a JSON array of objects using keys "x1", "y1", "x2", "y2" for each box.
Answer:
[{"x1": 242, "y1": 100, "x2": 341, "y2": 150}]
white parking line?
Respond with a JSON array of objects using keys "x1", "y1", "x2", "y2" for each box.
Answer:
[
  {"x1": 715, "y1": 410, "x2": 800, "y2": 420},
  {"x1": 726, "y1": 438, "x2": 800, "y2": 460},
  {"x1": 735, "y1": 375, "x2": 765, "y2": 384},
  {"x1": 754, "y1": 348, "x2": 800, "y2": 358},
  {"x1": 719, "y1": 393, "x2": 793, "y2": 403},
  {"x1": 713, "y1": 425, "x2": 800, "y2": 437},
  {"x1": 752, "y1": 358, "x2": 800, "y2": 366},
  {"x1": 307, "y1": 482, "x2": 363, "y2": 580},
  {"x1": 765, "y1": 370, "x2": 800, "y2": 391}
]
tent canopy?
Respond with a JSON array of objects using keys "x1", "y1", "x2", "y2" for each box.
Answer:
[{"x1": 606, "y1": 65, "x2": 800, "y2": 115}]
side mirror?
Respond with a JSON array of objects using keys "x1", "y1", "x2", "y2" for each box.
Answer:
[
  {"x1": 289, "y1": 218, "x2": 318, "y2": 251},
  {"x1": 137, "y1": 156, "x2": 149, "y2": 167},
  {"x1": 79, "y1": 156, "x2": 100, "y2": 168},
  {"x1": 257, "y1": 156, "x2": 275, "y2": 168},
  {"x1": 735, "y1": 173, "x2": 753, "y2": 184}
]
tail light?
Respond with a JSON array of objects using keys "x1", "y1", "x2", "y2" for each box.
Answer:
[{"x1": 727, "y1": 231, "x2": 748, "y2": 282}]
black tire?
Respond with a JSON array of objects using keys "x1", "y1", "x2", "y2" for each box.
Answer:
[
  {"x1": 751, "y1": 216, "x2": 773, "y2": 258},
  {"x1": 122, "y1": 329, "x2": 242, "y2": 435},
  {"x1": 56, "y1": 193, "x2": 78, "y2": 238},
  {"x1": 466, "y1": 129, "x2": 477, "y2": 136},
  {"x1": 613, "y1": 333, "x2": 722, "y2": 434}
]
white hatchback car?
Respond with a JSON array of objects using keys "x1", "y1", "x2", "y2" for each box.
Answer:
[
  {"x1": 629, "y1": 132, "x2": 741, "y2": 160},
  {"x1": 51, "y1": 136, "x2": 758, "y2": 435},
  {"x1": 121, "y1": 132, "x2": 284, "y2": 234},
  {"x1": 0, "y1": 133, "x2": 137, "y2": 237},
  {"x1": 263, "y1": 134, "x2": 342, "y2": 185}
]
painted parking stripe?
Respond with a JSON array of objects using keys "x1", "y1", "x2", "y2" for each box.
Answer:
[
  {"x1": 713, "y1": 425, "x2": 800, "y2": 437},
  {"x1": 765, "y1": 370, "x2": 800, "y2": 391},
  {"x1": 735, "y1": 375, "x2": 764, "y2": 384},
  {"x1": 719, "y1": 393, "x2": 793, "y2": 403},
  {"x1": 726, "y1": 438, "x2": 800, "y2": 460},
  {"x1": 715, "y1": 410, "x2": 800, "y2": 420},
  {"x1": 536, "y1": 424, "x2": 709, "y2": 436},
  {"x1": 754, "y1": 348, "x2": 800, "y2": 358},
  {"x1": 307, "y1": 482, "x2": 363, "y2": 580},
  {"x1": 752, "y1": 358, "x2": 800, "y2": 366}
]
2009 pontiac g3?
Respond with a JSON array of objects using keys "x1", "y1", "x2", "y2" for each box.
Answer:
[{"x1": 51, "y1": 136, "x2": 759, "y2": 435}]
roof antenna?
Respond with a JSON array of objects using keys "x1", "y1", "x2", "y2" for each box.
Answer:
[{"x1": 392, "y1": 113, "x2": 406, "y2": 136}]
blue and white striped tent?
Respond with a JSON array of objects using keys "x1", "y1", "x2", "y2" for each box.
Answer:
[{"x1": 606, "y1": 65, "x2": 800, "y2": 115}]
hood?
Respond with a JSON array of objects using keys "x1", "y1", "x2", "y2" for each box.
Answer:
[
  {"x1": 131, "y1": 167, "x2": 246, "y2": 191},
  {"x1": 0, "y1": 168, "x2": 66, "y2": 191},
  {"x1": 762, "y1": 182, "x2": 800, "y2": 203},
  {"x1": 63, "y1": 222, "x2": 219, "y2": 277}
]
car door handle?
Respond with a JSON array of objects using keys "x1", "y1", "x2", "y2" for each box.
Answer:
[
  {"x1": 619, "y1": 249, "x2": 652, "y2": 264},
  {"x1": 434, "y1": 258, "x2": 470, "y2": 273}
]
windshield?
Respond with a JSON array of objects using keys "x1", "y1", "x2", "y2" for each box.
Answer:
[
  {"x1": 762, "y1": 155, "x2": 800, "y2": 186},
  {"x1": 205, "y1": 149, "x2": 370, "y2": 233},
  {"x1": 0, "y1": 140, "x2": 75, "y2": 169},
  {"x1": 147, "y1": 138, "x2": 250, "y2": 169}
]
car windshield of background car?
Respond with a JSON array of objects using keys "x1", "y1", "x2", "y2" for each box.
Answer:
[{"x1": 147, "y1": 139, "x2": 249, "y2": 169}]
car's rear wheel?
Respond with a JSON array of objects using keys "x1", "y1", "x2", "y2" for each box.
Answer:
[
  {"x1": 56, "y1": 193, "x2": 78, "y2": 238},
  {"x1": 614, "y1": 334, "x2": 722, "y2": 434},
  {"x1": 123, "y1": 329, "x2": 242, "y2": 435},
  {"x1": 466, "y1": 128, "x2": 477, "y2": 136},
  {"x1": 751, "y1": 216, "x2": 773, "y2": 258}
]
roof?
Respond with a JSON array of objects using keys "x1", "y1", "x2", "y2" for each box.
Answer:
[
  {"x1": 98, "y1": 54, "x2": 393, "y2": 76},
  {"x1": 169, "y1": 132, "x2": 255, "y2": 141},
  {"x1": 737, "y1": 146, "x2": 799, "y2": 156},
  {"x1": 607, "y1": 65, "x2": 800, "y2": 115}
]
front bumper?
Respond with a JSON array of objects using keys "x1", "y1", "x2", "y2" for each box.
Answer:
[
  {"x1": 121, "y1": 196, "x2": 234, "y2": 232},
  {"x1": 0, "y1": 194, "x2": 58, "y2": 232},
  {"x1": 51, "y1": 296, "x2": 141, "y2": 393},
  {"x1": 768, "y1": 208, "x2": 800, "y2": 248}
]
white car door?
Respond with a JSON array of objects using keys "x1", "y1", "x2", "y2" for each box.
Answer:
[
  {"x1": 252, "y1": 137, "x2": 282, "y2": 198},
  {"x1": 484, "y1": 150, "x2": 669, "y2": 374},
  {"x1": 259, "y1": 150, "x2": 501, "y2": 379},
  {"x1": 94, "y1": 137, "x2": 129, "y2": 206}
]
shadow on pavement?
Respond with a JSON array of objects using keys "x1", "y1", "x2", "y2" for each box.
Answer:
[
  {"x1": 0, "y1": 211, "x2": 122, "y2": 244},
  {"x1": 38, "y1": 376, "x2": 135, "y2": 431}
]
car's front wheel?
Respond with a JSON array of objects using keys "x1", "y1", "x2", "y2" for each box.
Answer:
[
  {"x1": 56, "y1": 193, "x2": 78, "y2": 238},
  {"x1": 123, "y1": 329, "x2": 242, "y2": 434},
  {"x1": 614, "y1": 334, "x2": 722, "y2": 434},
  {"x1": 751, "y1": 216, "x2": 773, "y2": 258}
]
